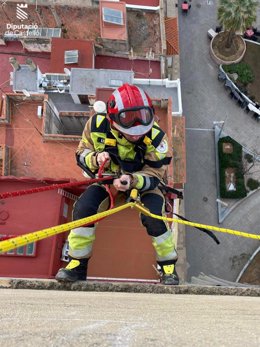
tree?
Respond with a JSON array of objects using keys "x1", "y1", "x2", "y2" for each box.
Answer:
[{"x1": 218, "y1": 0, "x2": 258, "y2": 49}]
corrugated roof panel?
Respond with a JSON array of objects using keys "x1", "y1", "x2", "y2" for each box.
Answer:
[{"x1": 165, "y1": 17, "x2": 179, "y2": 55}]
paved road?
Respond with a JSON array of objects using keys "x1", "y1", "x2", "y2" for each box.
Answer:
[
  {"x1": 0, "y1": 289, "x2": 259, "y2": 347},
  {"x1": 178, "y1": 0, "x2": 260, "y2": 281}
]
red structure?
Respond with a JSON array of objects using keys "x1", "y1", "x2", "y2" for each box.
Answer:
[
  {"x1": 0, "y1": 177, "x2": 72, "y2": 278},
  {"x1": 165, "y1": 18, "x2": 179, "y2": 55},
  {"x1": 121, "y1": 0, "x2": 159, "y2": 6},
  {"x1": 50, "y1": 38, "x2": 95, "y2": 73},
  {"x1": 95, "y1": 56, "x2": 161, "y2": 79},
  {"x1": 100, "y1": 1, "x2": 127, "y2": 41}
]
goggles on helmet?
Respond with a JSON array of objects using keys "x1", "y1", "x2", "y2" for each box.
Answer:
[{"x1": 111, "y1": 106, "x2": 154, "y2": 129}]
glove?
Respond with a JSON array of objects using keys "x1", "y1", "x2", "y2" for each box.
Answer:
[
  {"x1": 96, "y1": 152, "x2": 110, "y2": 168},
  {"x1": 113, "y1": 175, "x2": 132, "y2": 192}
]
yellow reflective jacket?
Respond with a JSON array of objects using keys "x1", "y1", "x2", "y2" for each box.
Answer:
[{"x1": 76, "y1": 114, "x2": 172, "y2": 191}]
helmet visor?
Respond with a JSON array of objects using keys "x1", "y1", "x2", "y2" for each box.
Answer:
[{"x1": 116, "y1": 106, "x2": 153, "y2": 129}]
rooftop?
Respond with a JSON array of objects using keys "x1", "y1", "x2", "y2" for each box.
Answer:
[
  {"x1": 12, "y1": 64, "x2": 38, "y2": 92},
  {"x1": 47, "y1": 93, "x2": 88, "y2": 113},
  {"x1": 50, "y1": 38, "x2": 95, "y2": 73},
  {"x1": 69, "y1": 68, "x2": 134, "y2": 95},
  {"x1": 0, "y1": 94, "x2": 83, "y2": 180},
  {"x1": 99, "y1": 1, "x2": 127, "y2": 41},
  {"x1": 0, "y1": 91, "x2": 185, "y2": 185},
  {"x1": 0, "y1": 41, "x2": 50, "y2": 97},
  {"x1": 165, "y1": 17, "x2": 179, "y2": 55},
  {"x1": 138, "y1": 82, "x2": 181, "y2": 114},
  {"x1": 95, "y1": 56, "x2": 161, "y2": 79},
  {"x1": 123, "y1": 0, "x2": 159, "y2": 6},
  {"x1": 0, "y1": 3, "x2": 161, "y2": 55}
]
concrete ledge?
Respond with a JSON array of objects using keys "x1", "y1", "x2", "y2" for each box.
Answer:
[{"x1": 1, "y1": 278, "x2": 259, "y2": 297}]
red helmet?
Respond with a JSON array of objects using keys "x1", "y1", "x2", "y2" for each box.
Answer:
[{"x1": 107, "y1": 84, "x2": 154, "y2": 138}]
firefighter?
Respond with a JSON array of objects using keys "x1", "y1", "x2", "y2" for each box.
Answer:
[{"x1": 55, "y1": 84, "x2": 179, "y2": 285}]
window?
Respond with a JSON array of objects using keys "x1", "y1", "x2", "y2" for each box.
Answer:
[
  {"x1": 27, "y1": 27, "x2": 62, "y2": 38},
  {"x1": 0, "y1": 234, "x2": 37, "y2": 257},
  {"x1": 64, "y1": 50, "x2": 79, "y2": 64},
  {"x1": 103, "y1": 7, "x2": 123, "y2": 25}
]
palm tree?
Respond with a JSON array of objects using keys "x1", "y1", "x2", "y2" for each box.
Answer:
[{"x1": 218, "y1": 0, "x2": 258, "y2": 49}]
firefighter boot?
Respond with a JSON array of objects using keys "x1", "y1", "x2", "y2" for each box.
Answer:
[
  {"x1": 55, "y1": 257, "x2": 88, "y2": 282},
  {"x1": 158, "y1": 260, "x2": 179, "y2": 285}
]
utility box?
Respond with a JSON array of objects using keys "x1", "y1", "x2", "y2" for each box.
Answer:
[{"x1": 208, "y1": 28, "x2": 217, "y2": 40}]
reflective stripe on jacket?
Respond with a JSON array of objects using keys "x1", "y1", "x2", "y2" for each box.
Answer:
[{"x1": 76, "y1": 114, "x2": 172, "y2": 191}]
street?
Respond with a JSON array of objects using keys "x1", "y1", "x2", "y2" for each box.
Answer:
[
  {"x1": 0, "y1": 288, "x2": 259, "y2": 347},
  {"x1": 179, "y1": 0, "x2": 260, "y2": 281}
]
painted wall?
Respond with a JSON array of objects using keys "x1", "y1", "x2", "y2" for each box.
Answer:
[{"x1": 0, "y1": 180, "x2": 68, "y2": 278}]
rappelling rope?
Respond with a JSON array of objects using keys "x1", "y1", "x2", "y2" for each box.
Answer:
[
  {"x1": 134, "y1": 204, "x2": 260, "y2": 240},
  {"x1": 0, "y1": 176, "x2": 114, "y2": 200},
  {"x1": 0, "y1": 201, "x2": 259, "y2": 254}
]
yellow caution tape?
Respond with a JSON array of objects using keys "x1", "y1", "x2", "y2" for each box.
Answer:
[{"x1": 0, "y1": 202, "x2": 259, "y2": 254}]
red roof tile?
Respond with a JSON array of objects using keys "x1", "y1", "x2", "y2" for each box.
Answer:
[{"x1": 165, "y1": 17, "x2": 179, "y2": 55}]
